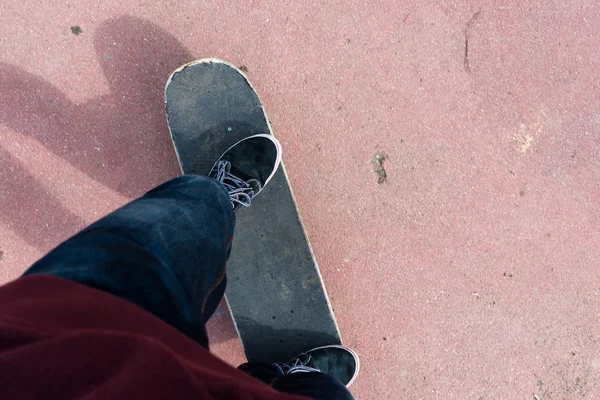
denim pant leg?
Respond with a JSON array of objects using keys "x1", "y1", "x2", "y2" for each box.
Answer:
[
  {"x1": 238, "y1": 363, "x2": 354, "y2": 400},
  {"x1": 23, "y1": 175, "x2": 235, "y2": 348}
]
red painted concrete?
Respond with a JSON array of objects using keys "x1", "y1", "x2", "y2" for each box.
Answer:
[{"x1": 2, "y1": 1, "x2": 600, "y2": 398}]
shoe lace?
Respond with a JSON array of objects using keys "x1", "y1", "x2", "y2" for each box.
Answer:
[
  {"x1": 214, "y1": 160, "x2": 260, "y2": 208},
  {"x1": 274, "y1": 354, "x2": 321, "y2": 375}
]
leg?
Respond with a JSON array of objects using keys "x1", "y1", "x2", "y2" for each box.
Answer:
[
  {"x1": 23, "y1": 133, "x2": 280, "y2": 348},
  {"x1": 24, "y1": 175, "x2": 234, "y2": 348}
]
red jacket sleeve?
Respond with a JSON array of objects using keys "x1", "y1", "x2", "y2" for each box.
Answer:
[{"x1": 0, "y1": 275, "x2": 308, "y2": 400}]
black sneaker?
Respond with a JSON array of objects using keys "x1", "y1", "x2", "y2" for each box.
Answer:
[
  {"x1": 209, "y1": 134, "x2": 281, "y2": 211},
  {"x1": 273, "y1": 345, "x2": 360, "y2": 387}
]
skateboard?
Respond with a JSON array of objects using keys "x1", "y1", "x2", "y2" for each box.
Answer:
[{"x1": 165, "y1": 59, "x2": 341, "y2": 363}]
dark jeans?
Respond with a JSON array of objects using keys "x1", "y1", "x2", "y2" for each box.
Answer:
[{"x1": 24, "y1": 175, "x2": 353, "y2": 400}]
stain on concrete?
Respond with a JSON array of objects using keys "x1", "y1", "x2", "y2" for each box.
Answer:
[
  {"x1": 463, "y1": 10, "x2": 481, "y2": 72},
  {"x1": 514, "y1": 128, "x2": 535, "y2": 152},
  {"x1": 239, "y1": 65, "x2": 248, "y2": 72},
  {"x1": 514, "y1": 111, "x2": 545, "y2": 153},
  {"x1": 371, "y1": 151, "x2": 387, "y2": 184},
  {"x1": 70, "y1": 26, "x2": 83, "y2": 35},
  {"x1": 533, "y1": 323, "x2": 594, "y2": 399},
  {"x1": 0, "y1": 250, "x2": 3, "y2": 261},
  {"x1": 536, "y1": 361, "x2": 590, "y2": 399}
]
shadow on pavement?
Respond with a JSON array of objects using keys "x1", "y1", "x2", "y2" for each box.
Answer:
[
  {"x1": 0, "y1": 16, "x2": 193, "y2": 249},
  {"x1": 0, "y1": 16, "x2": 238, "y2": 344}
]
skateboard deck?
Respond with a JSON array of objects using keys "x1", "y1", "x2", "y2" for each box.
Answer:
[{"x1": 165, "y1": 59, "x2": 341, "y2": 363}]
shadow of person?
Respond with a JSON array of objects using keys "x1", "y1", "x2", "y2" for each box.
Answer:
[
  {"x1": 86, "y1": 16, "x2": 193, "y2": 195},
  {"x1": 0, "y1": 16, "x2": 242, "y2": 346},
  {"x1": 0, "y1": 16, "x2": 195, "y2": 251},
  {"x1": 0, "y1": 16, "x2": 191, "y2": 202},
  {"x1": 0, "y1": 146, "x2": 87, "y2": 251}
]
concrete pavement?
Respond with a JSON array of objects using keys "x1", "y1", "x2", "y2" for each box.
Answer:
[{"x1": 2, "y1": 1, "x2": 600, "y2": 398}]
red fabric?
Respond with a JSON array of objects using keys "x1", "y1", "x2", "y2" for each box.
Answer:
[{"x1": 0, "y1": 275, "x2": 308, "y2": 400}]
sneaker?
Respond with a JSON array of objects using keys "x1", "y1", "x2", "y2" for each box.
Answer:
[
  {"x1": 209, "y1": 134, "x2": 281, "y2": 211},
  {"x1": 273, "y1": 345, "x2": 360, "y2": 387}
]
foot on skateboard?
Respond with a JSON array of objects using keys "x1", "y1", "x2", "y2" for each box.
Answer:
[
  {"x1": 273, "y1": 345, "x2": 360, "y2": 387},
  {"x1": 209, "y1": 134, "x2": 282, "y2": 211}
]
